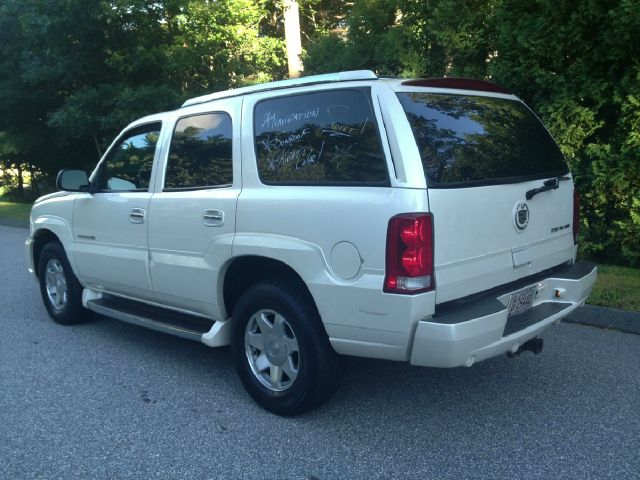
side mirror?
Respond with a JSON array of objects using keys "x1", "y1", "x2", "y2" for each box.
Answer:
[{"x1": 56, "y1": 169, "x2": 90, "y2": 192}]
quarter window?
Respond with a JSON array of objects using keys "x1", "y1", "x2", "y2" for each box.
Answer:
[
  {"x1": 98, "y1": 123, "x2": 161, "y2": 192},
  {"x1": 254, "y1": 88, "x2": 388, "y2": 185},
  {"x1": 164, "y1": 113, "x2": 233, "y2": 190}
]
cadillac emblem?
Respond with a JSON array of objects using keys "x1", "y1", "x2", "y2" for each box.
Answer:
[{"x1": 514, "y1": 202, "x2": 529, "y2": 232}]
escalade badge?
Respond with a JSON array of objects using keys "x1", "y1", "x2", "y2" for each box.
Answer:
[{"x1": 514, "y1": 202, "x2": 529, "y2": 232}]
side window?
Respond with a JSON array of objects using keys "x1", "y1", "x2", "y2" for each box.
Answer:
[
  {"x1": 164, "y1": 112, "x2": 233, "y2": 190},
  {"x1": 254, "y1": 88, "x2": 388, "y2": 185},
  {"x1": 98, "y1": 123, "x2": 161, "y2": 192}
]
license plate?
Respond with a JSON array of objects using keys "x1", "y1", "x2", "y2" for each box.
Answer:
[{"x1": 508, "y1": 286, "x2": 536, "y2": 317}]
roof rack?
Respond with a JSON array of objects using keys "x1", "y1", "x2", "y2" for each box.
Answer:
[{"x1": 182, "y1": 70, "x2": 378, "y2": 108}]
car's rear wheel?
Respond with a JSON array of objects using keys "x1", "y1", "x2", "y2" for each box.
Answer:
[
  {"x1": 38, "y1": 242, "x2": 89, "y2": 325},
  {"x1": 231, "y1": 281, "x2": 342, "y2": 416}
]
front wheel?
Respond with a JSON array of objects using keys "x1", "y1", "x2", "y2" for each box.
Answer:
[
  {"x1": 231, "y1": 281, "x2": 342, "y2": 416},
  {"x1": 38, "y1": 242, "x2": 89, "y2": 325}
]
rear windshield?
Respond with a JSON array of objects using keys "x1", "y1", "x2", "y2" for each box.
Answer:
[{"x1": 397, "y1": 93, "x2": 568, "y2": 187}]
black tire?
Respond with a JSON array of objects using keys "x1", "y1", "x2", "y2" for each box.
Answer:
[
  {"x1": 231, "y1": 281, "x2": 343, "y2": 416},
  {"x1": 38, "y1": 241, "x2": 89, "y2": 325}
]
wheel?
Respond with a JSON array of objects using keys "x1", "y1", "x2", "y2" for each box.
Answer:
[
  {"x1": 38, "y1": 241, "x2": 89, "y2": 325},
  {"x1": 231, "y1": 281, "x2": 343, "y2": 416}
]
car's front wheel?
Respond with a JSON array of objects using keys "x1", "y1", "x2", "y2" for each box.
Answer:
[
  {"x1": 38, "y1": 241, "x2": 89, "y2": 325},
  {"x1": 231, "y1": 281, "x2": 342, "y2": 416}
]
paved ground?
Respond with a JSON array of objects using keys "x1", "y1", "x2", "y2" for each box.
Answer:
[{"x1": 2, "y1": 225, "x2": 639, "y2": 479}]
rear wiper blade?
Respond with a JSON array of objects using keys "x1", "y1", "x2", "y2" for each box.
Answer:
[{"x1": 525, "y1": 176, "x2": 569, "y2": 200}]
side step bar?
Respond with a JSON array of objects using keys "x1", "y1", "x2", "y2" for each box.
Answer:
[{"x1": 86, "y1": 294, "x2": 221, "y2": 343}]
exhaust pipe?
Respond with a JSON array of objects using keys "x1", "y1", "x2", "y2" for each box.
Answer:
[{"x1": 507, "y1": 337, "x2": 544, "y2": 358}]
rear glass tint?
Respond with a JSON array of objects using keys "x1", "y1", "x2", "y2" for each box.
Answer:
[
  {"x1": 254, "y1": 88, "x2": 388, "y2": 185},
  {"x1": 397, "y1": 93, "x2": 568, "y2": 187}
]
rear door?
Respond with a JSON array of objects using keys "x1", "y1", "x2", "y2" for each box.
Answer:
[
  {"x1": 147, "y1": 99, "x2": 241, "y2": 318},
  {"x1": 395, "y1": 89, "x2": 576, "y2": 303}
]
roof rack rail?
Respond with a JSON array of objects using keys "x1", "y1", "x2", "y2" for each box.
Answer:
[{"x1": 182, "y1": 70, "x2": 378, "y2": 108}]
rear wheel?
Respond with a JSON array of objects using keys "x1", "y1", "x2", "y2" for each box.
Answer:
[
  {"x1": 231, "y1": 281, "x2": 342, "y2": 416},
  {"x1": 38, "y1": 242, "x2": 89, "y2": 325}
]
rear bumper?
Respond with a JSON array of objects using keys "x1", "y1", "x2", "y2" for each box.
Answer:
[{"x1": 410, "y1": 260, "x2": 597, "y2": 368}]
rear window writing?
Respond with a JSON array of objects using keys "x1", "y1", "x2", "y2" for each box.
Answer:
[
  {"x1": 254, "y1": 88, "x2": 388, "y2": 185},
  {"x1": 397, "y1": 93, "x2": 568, "y2": 186}
]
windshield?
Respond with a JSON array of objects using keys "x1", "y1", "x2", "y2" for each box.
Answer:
[{"x1": 397, "y1": 92, "x2": 568, "y2": 187}]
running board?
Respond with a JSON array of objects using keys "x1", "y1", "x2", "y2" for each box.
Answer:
[{"x1": 85, "y1": 293, "x2": 228, "y2": 344}]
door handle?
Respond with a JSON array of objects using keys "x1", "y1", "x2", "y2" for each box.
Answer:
[
  {"x1": 203, "y1": 209, "x2": 224, "y2": 227},
  {"x1": 129, "y1": 208, "x2": 145, "y2": 224}
]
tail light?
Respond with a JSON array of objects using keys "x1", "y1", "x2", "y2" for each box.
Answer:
[
  {"x1": 573, "y1": 189, "x2": 580, "y2": 244},
  {"x1": 384, "y1": 213, "x2": 434, "y2": 294}
]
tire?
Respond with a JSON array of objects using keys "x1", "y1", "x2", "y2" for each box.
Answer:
[
  {"x1": 231, "y1": 281, "x2": 343, "y2": 416},
  {"x1": 38, "y1": 241, "x2": 89, "y2": 325}
]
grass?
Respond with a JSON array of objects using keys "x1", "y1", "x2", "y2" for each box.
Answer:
[
  {"x1": 0, "y1": 200, "x2": 31, "y2": 222},
  {"x1": 587, "y1": 264, "x2": 640, "y2": 312}
]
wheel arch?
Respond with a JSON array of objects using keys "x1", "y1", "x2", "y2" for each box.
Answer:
[
  {"x1": 222, "y1": 255, "x2": 321, "y2": 325},
  {"x1": 32, "y1": 228, "x2": 63, "y2": 279},
  {"x1": 31, "y1": 213, "x2": 77, "y2": 276}
]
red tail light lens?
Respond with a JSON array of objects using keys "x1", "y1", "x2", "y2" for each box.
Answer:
[
  {"x1": 573, "y1": 189, "x2": 580, "y2": 244},
  {"x1": 384, "y1": 213, "x2": 434, "y2": 294}
]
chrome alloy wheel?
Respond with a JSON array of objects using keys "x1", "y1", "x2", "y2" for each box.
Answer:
[
  {"x1": 44, "y1": 258, "x2": 68, "y2": 312},
  {"x1": 244, "y1": 309, "x2": 300, "y2": 392}
]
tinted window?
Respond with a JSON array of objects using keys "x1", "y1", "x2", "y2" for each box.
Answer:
[
  {"x1": 254, "y1": 88, "x2": 388, "y2": 185},
  {"x1": 165, "y1": 113, "x2": 233, "y2": 190},
  {"x1": 397, "y1": 93, "x2": 568, "y2": 187},
  {"x1": 98, "y1": 123, "x2": 161, "y2": 192}
]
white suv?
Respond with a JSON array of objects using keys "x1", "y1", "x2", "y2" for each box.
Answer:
[{"x1": 26, "y1": 71, "x2": 597, "y2": 415}]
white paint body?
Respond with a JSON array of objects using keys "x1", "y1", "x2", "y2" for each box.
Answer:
[{"x1": 26, "y1": 74, "x2": 597, "y2": 368}]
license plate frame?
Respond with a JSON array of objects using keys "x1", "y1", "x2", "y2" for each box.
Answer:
[{"x1": 507, "y1": 286, "x2": 536, "y2": 317}]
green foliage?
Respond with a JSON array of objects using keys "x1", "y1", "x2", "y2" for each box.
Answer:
[
  {"x1": 0, "y1": 0, "x2": 286, "y2": 179},
  {"x1": 0, "y1": 201, "x2": 32, "y2": 222},
  {"x1": 304, "y1": 0, "x2": 494, "y2": 77},
  {"x1": 303, "y1": 0, "x2": 640, "y2": 267},
  {"x1": 304, "y1": 0, "x2": 409, "y2": 75},
  {"x1": 489, "y1": 0, "x2": 640, "y2": 267},
  {"x1": 588, "y1": 264, "x2": 640, "y2": 312}
]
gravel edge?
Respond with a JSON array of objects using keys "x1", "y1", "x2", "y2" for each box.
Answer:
[
  {"x1": 564, "y1": 304, "x2": 640, "y2": 335},
  {"x1": 0, "y1": 218, "x2": 29, "y2": 229}
]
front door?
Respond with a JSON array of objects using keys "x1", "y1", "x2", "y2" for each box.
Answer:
[{"x1": 73, "y1": 121, "x2": 163, "y2": 300}]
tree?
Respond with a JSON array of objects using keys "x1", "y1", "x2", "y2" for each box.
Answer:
[
  {"x1": 283, "y1": 0, "x2": 304, "y2": 77},
  {"x1": 0, "y1": 0, "x2": 287, "y2": 189},
  {"x1": 302, "y1": 0, "x2": 640, "y2": 266},
  {"x1": 490, "y1": 0, "x2": 640, "y2": 266}
]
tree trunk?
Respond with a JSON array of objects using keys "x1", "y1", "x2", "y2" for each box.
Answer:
[
  {"x1": 29, "y1": 164, "x2": 40, "y2": 199},
  {"x1": 92, "y1": 134, "x2": 103, "y2": 160},
  {"x1": 283, "y1": 0, "x2": 303, "y2": 78},
  {"x1": 16, "y1": 162, "x2": 24, "y2": 199}
]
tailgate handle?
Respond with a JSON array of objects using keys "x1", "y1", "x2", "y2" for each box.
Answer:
[{"x1": 526, "y1": 177, "x2": 561, "y2": 200}]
